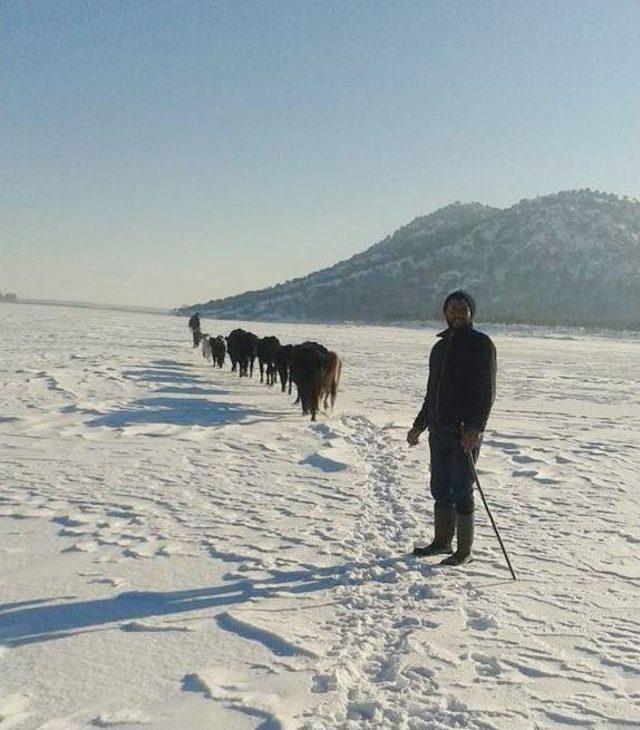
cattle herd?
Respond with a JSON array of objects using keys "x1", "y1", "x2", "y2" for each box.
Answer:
[{"x1": 191, "y1": 326, "x2": 342, "y2": 421}]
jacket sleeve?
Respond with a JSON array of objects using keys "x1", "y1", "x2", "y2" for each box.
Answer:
[
  {"x1": 412, "y1": 348, "x2": 436, "y2": 432},
  {"x1": 412, "y1": 395, "x2": 429, "y2": 432},
  {"x1": 464, "y1": 336, "x2": 497, "y2": 432}
]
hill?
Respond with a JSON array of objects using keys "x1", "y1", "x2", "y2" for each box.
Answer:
[{"x1": 178, "y1": 190, "x2": 640, "y2": 329}]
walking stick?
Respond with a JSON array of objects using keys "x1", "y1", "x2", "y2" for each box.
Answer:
[{"x1": 467, "y1": 451, "x2": 517, "y2": 581}]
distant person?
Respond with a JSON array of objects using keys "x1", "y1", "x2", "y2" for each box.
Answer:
[
  {"x1": 407, "y1": 290, "x2": 497, "y2": 566},
  {"x1": 188, "y1": 312, "x2": 201, "y2": 348}
]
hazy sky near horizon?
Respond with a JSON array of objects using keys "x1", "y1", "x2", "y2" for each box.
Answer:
[{"x1": 3, "y1": 0, "x2": 639, "y2": 308}]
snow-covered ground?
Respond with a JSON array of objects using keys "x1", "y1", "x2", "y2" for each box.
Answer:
[{"x1": 1, "y1": 304, "x2": 639, "y2": 729}]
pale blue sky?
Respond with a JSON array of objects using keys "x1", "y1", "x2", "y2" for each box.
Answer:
[{"x1": 3, "y1": 0, "x2": 638, "y2": 307}]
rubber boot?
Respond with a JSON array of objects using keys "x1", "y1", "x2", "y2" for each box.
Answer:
[
  {"x1": 440, "y1": 511, "x2": 474, "y2": 566},
  {"x1": 413, "y1": 505, "x2": 455, "y2": 557}
]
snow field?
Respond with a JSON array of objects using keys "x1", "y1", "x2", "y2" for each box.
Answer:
[{"x1": 1, "y1": 304, "x2": 639, "y2": 728}]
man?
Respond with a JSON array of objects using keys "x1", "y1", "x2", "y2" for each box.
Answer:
[
  {"x1": 188, "y1": 312, "x2": 201, "y2": 348},
  {"x1": 407, "y1": 290, "x2": 496, "y2": 566}
]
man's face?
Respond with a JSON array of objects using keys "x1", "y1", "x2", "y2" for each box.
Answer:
[{"x1": 445, "y1": 299, "x2": 471, "y2": 329}]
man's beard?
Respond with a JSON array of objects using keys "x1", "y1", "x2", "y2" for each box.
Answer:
[{"x1": 447, "y1": 318, "x2": 468, "y2": 329}]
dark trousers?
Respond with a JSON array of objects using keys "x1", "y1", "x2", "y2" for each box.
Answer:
[{"x1": 429, "y1": 429, "x2": 480, "y2": 514}]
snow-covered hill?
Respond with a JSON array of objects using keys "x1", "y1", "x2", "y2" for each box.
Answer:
[{"x1": 178, "y1": 190, "x2": 640, "y2": 329}]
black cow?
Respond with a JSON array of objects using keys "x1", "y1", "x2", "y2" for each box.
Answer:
[
  {"x1": 257, "y1": 336, "x2": 281, "y2": 385},
  {"x1": 226, "y1": 328, "x2": 245, "y2": 373},
  {"x1": 274, "y1": 344, "x2": 294, "y2": 394},
  {"x1": 210, "y1": 336, "x2": 226, "y2": 368},
  {"x1": 228, "y1": 330, "x2": 258, "y2": 378},
  {"x1": 243, "y1": 332, "x2": 259, "y2": 378}
]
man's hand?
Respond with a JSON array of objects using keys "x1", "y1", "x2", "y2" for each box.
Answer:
[
  {"x1": 460, "y1": 428, "x2": 481, "y2": 452},
  {"x1": 407, "y1": 426, "x2": 422, "y2": 446}
]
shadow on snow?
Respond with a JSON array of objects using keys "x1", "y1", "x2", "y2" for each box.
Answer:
[
  {"x1": 0, "y1": 557, "x2": 427, "y2": 647},
  {"x1": 87, "y1": 396, "x2": 265, "y2": 428},
  {"x1": 121, "y1": 368, "x2": 202, "y2": 385},
  {"x1": 149, "y1": 359, "x2": 198, "y2": 369},
  {"x1": 92, "y1": 358, "x2": 277, "y2": 427}
]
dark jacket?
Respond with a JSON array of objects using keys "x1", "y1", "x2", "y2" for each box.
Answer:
[
  {"x1": 188, "y1": 314, "x2": 200, "y2": 330},
  {"x1": 413, "y1": 325, "x2": 496, "y2": 433}
]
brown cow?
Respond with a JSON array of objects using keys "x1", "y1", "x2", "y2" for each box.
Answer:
[{"x1": 290, "y1": 342, "x2": 341, "y2": 420}]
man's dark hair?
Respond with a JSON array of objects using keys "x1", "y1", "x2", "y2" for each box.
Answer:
[{"x1": 443, "y1": 290, "x2": 476, "y2": 318}]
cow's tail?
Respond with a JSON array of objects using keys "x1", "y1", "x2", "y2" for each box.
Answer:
[{"x1": 329, "y1": 352, "x2": 342, "y2": 409}]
